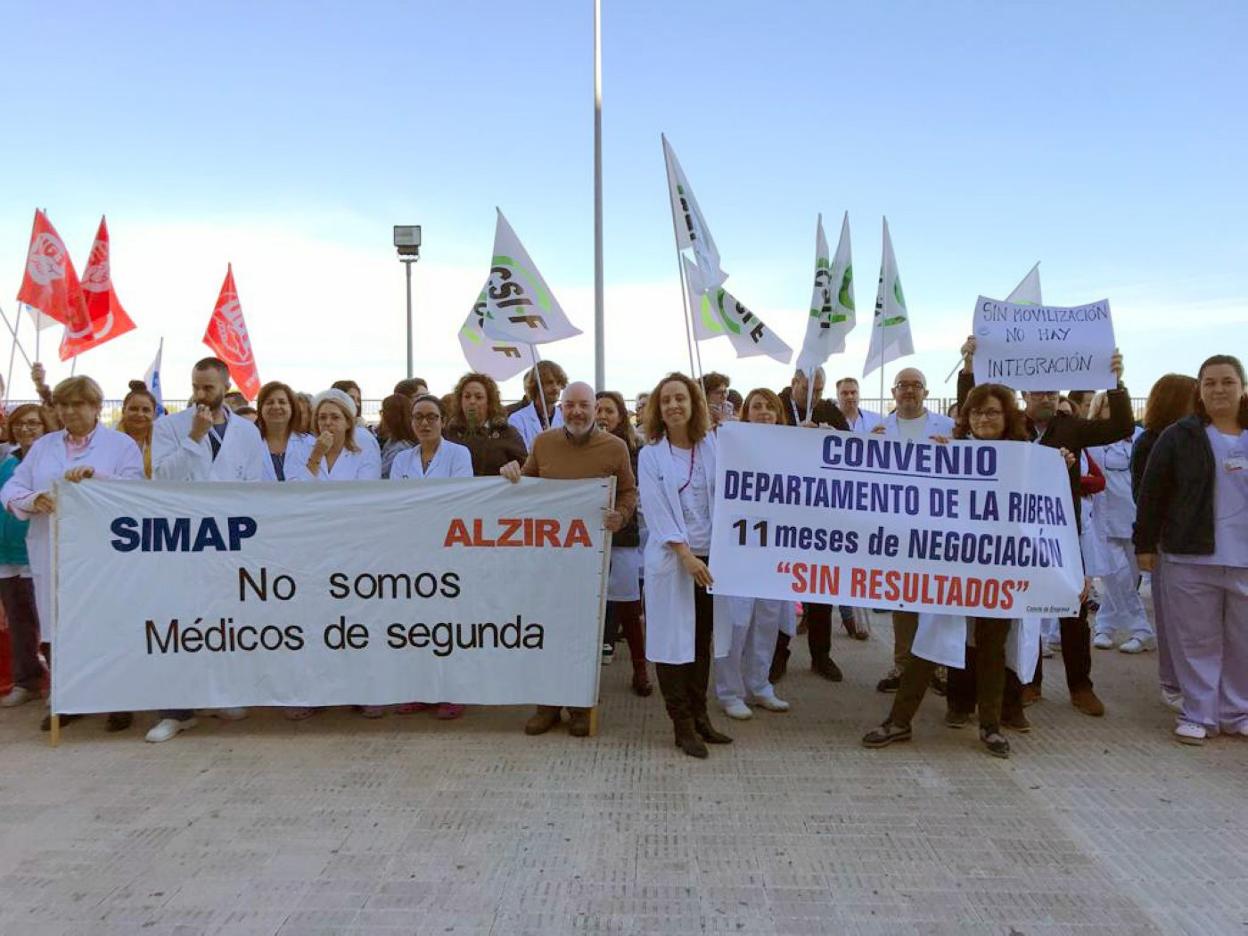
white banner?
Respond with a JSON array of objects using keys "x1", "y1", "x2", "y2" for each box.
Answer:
[
  {"x1": 52, "y1": 477, "x2": 611, "y2": 714},
  {"x1": 972, "y1": 296, "x2": 1117, "y2": 391},
  {"x1": 709, "y1": 423, "x2": 1082, "y2": 618}
]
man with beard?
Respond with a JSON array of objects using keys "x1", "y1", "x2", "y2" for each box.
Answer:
[
  {"x1": 508, "y1": 361, "x2": 567, "y2": 448},
  {"x1": 771, "y1": 366, "x2": 853, "y2": 682},
  {"x1": 959, "y1": 338, "x2": 1134, "y2": 717},
  {"x1": 148, "y1": 357, "x2": 268, "y2": 742},
  {"x1": 501, "y1": 382, "x2": 637, "y2": 737}
]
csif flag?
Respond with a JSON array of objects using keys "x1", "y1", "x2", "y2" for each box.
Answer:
[
  {"x1": 60, "y1": 216, "x2": 137, "y2": 360},
  {"x1": 684, "y1": 257, "x2": 792, "y2": 364},
  {"x1": 863, "y1": 217, "x2": 914, "y2": 378},
  {"x1": 16, "y1": 209, "x2": 91, "y2": 336},
  {"x1": 663, "y1": 134, "x2": 727, "y2": 292},
  {"x1": 471, "y1": 210, "x2": 581, "y2": 346},
  {"x1": 796, "y1": 212, "x2": 855, "y2": 373},
  {"x1": 202, "y1": 264, "x2": 261, "y2": 400},
  {"x1": 457, "y1": 309, "x2": 531, "y2": 382}
]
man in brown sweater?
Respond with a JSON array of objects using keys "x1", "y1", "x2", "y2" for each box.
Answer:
[{"x1": 501, "y1": 381, "x2": 637, "y2": 737}]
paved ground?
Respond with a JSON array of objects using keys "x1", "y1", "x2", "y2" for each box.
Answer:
[{"x1": 1, "y1": 612, "x2": 1245, "y2": 936}]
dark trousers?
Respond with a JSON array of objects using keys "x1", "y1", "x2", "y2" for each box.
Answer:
[
  {"x1": 608, "y1": 600, "x2": 645, "y2": 666},
  {"x1": 890, "y1": 618, "x2": 1009, "y2": 732},
  {"x1": 655, "y1": 573, "x2": 713, "y2": 724},
  {"x1": 947, "y1": 652, "x2": 1025, "y2": 722},
  {"x1": 773, "y1": 601, "x2": 836, "y2": 665},
  {"x1": 0, "y1": 576, "x2": 43, "y2": 692},
  {"x1": 1031, "y1": 603, "x2": 1093, "y2": 693}
]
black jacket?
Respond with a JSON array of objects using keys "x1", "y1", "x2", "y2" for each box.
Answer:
[
  {"x1": 1133, "y1": 415, "x2": 1217, "y2": 557},
  {"x1": 777, "y1": 386, "x2": 849, "y2": 430},
  {"x1": 612, "y1": 446, "x2": 641, "y2": 549},
  {"x1": 958, "y1": 371, "x2": 1135, "y2": 533},
  {"x1": 1130, "y1": 428, "x2": 1159, "y2": 503}
]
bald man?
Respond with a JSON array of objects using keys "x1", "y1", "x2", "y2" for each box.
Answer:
[{"x1": 502, "y1": 382, "x2": 638, "y2": 738}]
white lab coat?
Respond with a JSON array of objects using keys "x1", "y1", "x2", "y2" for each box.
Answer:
[
  {"x1": 1088, "y1": 430, "x2": 1151, "y2": 638},
  {"x1": 260, "y1": 432, "x2": 314, "y2": 482},
  {"x1": 0, "y1": 426, "x2": 145, "y2": 632},
  {"x1": 389, "y1": 440, "x2": 474, "y2": 480},
  {"x1": 508, "y1": 400, "x2": 563, "y2": 451},
  {"x1": 880, "y1": 409, "x2": 955, "y2": 439},
  {"x1": 714, "y1": 595, "x2": 795, "y2": 704},
  {"x1": 355, "y1": 424, "x2": 383, "y2": 477},
  {"x1": 288, "y1": 446, "x2": 382, "y2": 481},
  {"x1": 637, "y1": 437, "x2": 731, "y2": 664},
  {"x1": 152, "y1": 408, "x2": 267, "y2": 482},
  {"x1": 845, "y1": 408, "x2": 884, "y2": 433},
  {"x1": 911, "y1": 613, "x2": 1042, "y2": 684}
]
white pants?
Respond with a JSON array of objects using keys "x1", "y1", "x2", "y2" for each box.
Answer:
[
  {"x1": 1095, "y1": 539, "x2": 1152, "y2": 639},
  {"x1": 715, "y1": 599, "x2": 786, "y2": 705}
]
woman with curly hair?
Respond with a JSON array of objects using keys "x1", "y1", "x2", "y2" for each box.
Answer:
[{"x1": 443, "y1": 372, "x2": 527, "y2": 477}]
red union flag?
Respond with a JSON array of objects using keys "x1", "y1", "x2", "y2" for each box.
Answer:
[
  {"x1": 203, "y1": 263, "x2": 260, "y2": 399},
  {"x1": 16, "y1": 209, "x2": 90, "y2": 332},
  {"x1": 59, "y1": 216, "x2": 138, "y2": 360}
]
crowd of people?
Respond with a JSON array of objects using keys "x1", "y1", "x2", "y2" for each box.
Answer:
[{"x1": 0, "y1": 345, "x2": 1243, "y2": 759}]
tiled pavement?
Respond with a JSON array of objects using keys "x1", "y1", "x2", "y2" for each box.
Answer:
[{"x1": 1, "y1": 613, "x2": 1245, "y2": 935}]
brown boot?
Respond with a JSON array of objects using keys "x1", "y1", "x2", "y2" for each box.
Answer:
[
  {"x1": 673, "y1": 718, "x2": 708, "y2": 758},
  {"x1": 694, "y1": 716, "x2": 733, "y2": 744},
  {"x1": 1070, "y1": 688, "x2": 1105, "y2": 717},
  {"x1": 567, "y1": 709, "x2": 591, "y2": 737},
  {"x1": 631, "y1": 662, "x2": 653, "y2": 697},
  {"x1": 524, "y1": 706, "x2": 562, "y2": 735}
]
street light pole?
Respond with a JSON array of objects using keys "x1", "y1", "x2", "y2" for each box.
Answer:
[
  {"x1": 593, "y1": 0, "x2": 605, "y2": 391},
  {"x1": 393, "y1": 225, "x2": 422, "y2": 380}
]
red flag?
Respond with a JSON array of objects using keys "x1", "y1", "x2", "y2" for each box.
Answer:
[
  {"x1": 59, "y1": 216, "x2": 137, "y2": 361},
  {"x1": 16, "y1": 209, "x2": 91, "y2": 333},
  {"x1": 203, "y1": 263, "x2": 261, "y2": 399}
]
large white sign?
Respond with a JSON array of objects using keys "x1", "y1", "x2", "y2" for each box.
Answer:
[
  {"x1": 52, "y1": 478, "x2": 611, "y2": 714},
  {"x1": 972, "y1": 296, "x2": 1117, "y2": 391},
  {"x1": 709, "y1": 423, "x2": 1082, "y2": 618}
]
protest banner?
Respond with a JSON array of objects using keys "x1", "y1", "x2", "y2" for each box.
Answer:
[
  {"x1": 972, "y1": 296, "x2": 1117, "y2": 391},
  {"x1": 51, "y1": 477, "x2": 611, "y2": 714},
  {"x1": 708, "y1": 422, "x2": 1082, "y2": 618}
]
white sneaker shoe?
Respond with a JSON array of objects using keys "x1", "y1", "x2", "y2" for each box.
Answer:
[
  {"x1": 0, "y1": 686, "x2": 34, "y2": 707},
  {"x1": 1092, "y1": 633, "x2": 1115, "y2": 650},
  {"x1": 145, "y1": 717, "x2": 198, "y2": 743},
  {"x1": 1174, "y1": 721, "x2": 1207, "y2": 745},
  {"x1": 1119, "y1": 636, "x2": 1156, "y2": 654},
  {"x1": 214, "y1": 707, "x2": 249, "y2": 721},
  {"x1": 1161, "y1": 688, "x2": 1184, "y2": 713},
  {"x1": 721, "y1": 700, "x2": 753, "y2": 720},
  {"x1": 749, "y1": 694, "x2": 790, "y2": 713}
]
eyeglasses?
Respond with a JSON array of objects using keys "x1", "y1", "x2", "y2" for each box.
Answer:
[
  {"x1": 893, "y1": 381, "x2": 925, "y2": 392},
  {"x1": 11, "y1": 420, "x2": 45, "y2": 430},
  {"x1": 411, "y1": 413, "x2": 442, "y2": 424}
]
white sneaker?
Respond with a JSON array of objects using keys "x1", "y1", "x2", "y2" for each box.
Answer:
[
  {"x1": 601, "y1": 643, "x2": 615, "y2": 666},
  {"x1": 1161, "y1": 688, "x2": 1184, "y2": 713},
  {"x1": 749, "y1": 694, "x2": 790, "y2": 713},
  {"x1": 1174, "y1": 721, "x2": 1206, "y2": 745},
  {"x1": 0, "y1": 686, "x2": 34, "y2": 707},
  {"x1": 1092, "y1": 633, "x2": 1115, "y2": 650},
  {"x1": 1119, "y1": 636, "x2": 1156, "y2": 654},
  {"x1": 145, "y1": 717, "x2": 198, "y2": 743},
  {"x1": 721, "y1": 700, "x2": 753, "y2": 720},
  {"x1": 214, "y1": 707, "x2": 249, "y2": 721}
]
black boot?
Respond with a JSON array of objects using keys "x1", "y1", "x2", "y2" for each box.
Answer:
[
  {"x1": 673, "y1": 718, "x2": 708, "y2": 758},
  {"x1": 769, "y1": 633, "x2": 791, "y2": 684},
  {"x1": 694, "y1": 715, "x2": 733, "y2": 744}
]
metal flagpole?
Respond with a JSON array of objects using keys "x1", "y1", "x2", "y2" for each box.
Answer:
[
  {"x1": 530, "y1": 343, "x2": 551, "y2": 429},
  {"x1": 662, "y1": 137, "x2": 698, "y2": 379},
  {"x1": 592, "y1": 0, "x2": 605, "y2": 392},
  {"x1": 1, "y1": 304, "x2": 33, "y2": 371}
]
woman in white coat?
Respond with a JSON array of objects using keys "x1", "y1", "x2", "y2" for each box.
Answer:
[
  {"x1": 713, "y1": 389, "x2": 795, "y2": 720},
  {"x1": 637, "y1": 372, "x2": 732, "y2": 758},
  {"x1": 255, "y1": 381, "x2": 314, "y2": 482},
  {"x1": 0, "y1": 376, "x2": 145, "y2": 732},
  {"x1": 289, "y1": 390, "x2": 383, "y2": 483},
  {"x1": 389, "y1": 394, "x2": 474, "y2": 719}
]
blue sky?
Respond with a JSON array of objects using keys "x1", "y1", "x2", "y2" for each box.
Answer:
[{"x1": 1, "y1": 0, "x2": 1244, "y2": 403}]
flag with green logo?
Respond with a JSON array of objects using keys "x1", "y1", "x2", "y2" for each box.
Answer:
[
  {"x1": 663, "y1": 134, "x2": 728, "y2": 292},
  {"x1": 473, "y1": 209, "x2": 581, "y2": 346},
  {"x1": 684, "y1": 257, "x2": 792, "y2": 364},
  {"x1": 797, "y1": 211, "x2": 855, "y2": 372},
  {"x1": 863, "y1": 217, "x2": 914, "y2": 378},
  {"x1": 457, "y1": 309, "x2": 530, "y2": 381}
]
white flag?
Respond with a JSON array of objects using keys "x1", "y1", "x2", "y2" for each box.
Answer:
[
  {"x1": 863, "y1": 217, "x2": 914, "y2": 378},
  {"x1": 1006, "y1": 262, "x2": 1042, "y2": 305},
  {"x1": 796, "y1": 212, "x2": 855, "y2": 373},
  {"x1": 473, "y1": 210, "x2": 581, "y2": 346},
  {"x1": 684, "y1": 258, "x2": 792, "y2": 364},
  {"x1": 457, "y1": 308, "x2": 531, "y2": 382},
  {"x1": 663, "y1": 135, "x2": 728, "y2": 291},
  {"x1": 143, "y1": 337, "x2": 165, "y2": 415}
]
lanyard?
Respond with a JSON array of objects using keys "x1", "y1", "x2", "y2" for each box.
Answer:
[{"x1": 669, "y1": 441, "x2": 696, "y2": 494}]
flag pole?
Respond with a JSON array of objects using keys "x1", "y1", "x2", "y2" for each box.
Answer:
[
  {"x1": 592, "y1": 0, "x2": 605, "y2": 392},
  {"x1": 1, "y1": 305, "x2": 33, "y2": 370},
  {"x1": 530, "y1": 343, "x2": 551, "y2": 429},
  {"x1": 662, "y1": 136, "x2": 698, "y2": 379}
]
